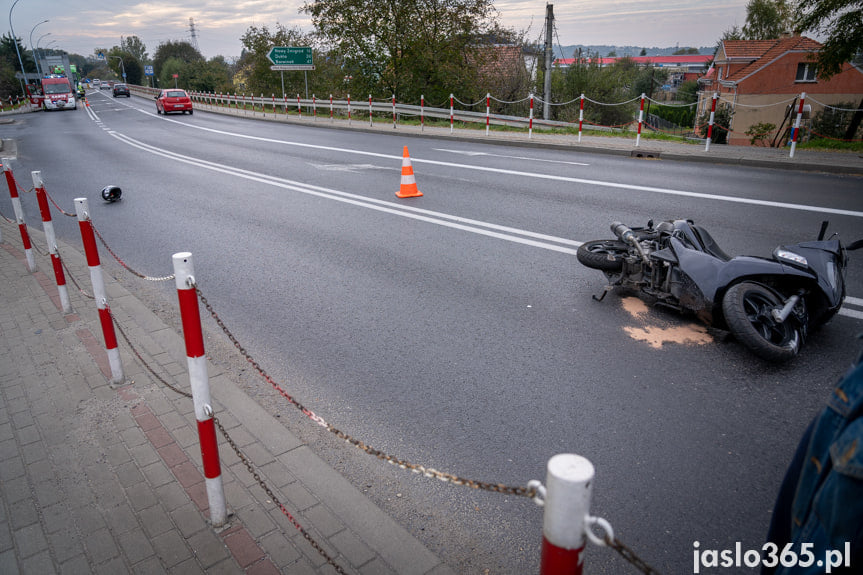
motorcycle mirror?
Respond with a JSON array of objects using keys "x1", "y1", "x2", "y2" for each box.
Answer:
[{"x1": 817, "y1": 221, "x2": 829, "y2": 241}]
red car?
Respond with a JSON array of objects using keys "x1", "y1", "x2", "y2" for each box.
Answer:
[{"x1": 155, "y1": 89, "x2": 193, "y2": 115}]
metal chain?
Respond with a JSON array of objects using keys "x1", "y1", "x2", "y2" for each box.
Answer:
[
  {"x1": 91, "y1": 223, "x2": 175, "y2": 281},
  {"x1": 194, "y1": 285, "x2": 537, "y2": 499},
  {"x1": 110, "y1": 311, "x2": 191, "y2": 398},
  {"x1": 106, "y1": 312, "x2": 345, "y2": 573},
  {"x1": 605, "y1": 535, "x2": 663, "y2": 575},
  {"x1": 59, "y1": 254, "x2": 94, "y2": 299},
  {"x1": 45, "y1": 191, "x2": 77, "y2": 217},
  {"x1": 212, "y1": 416, "x2": 348, "y2": 575}
]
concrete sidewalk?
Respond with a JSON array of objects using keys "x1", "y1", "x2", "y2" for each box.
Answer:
[{"x1": 0, "y1": 216, "x2": 453, "y2": 575}]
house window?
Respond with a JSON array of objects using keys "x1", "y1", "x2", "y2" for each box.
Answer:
[{"x1": 795, "y1": 62, "x2": 817, "y2": 82}]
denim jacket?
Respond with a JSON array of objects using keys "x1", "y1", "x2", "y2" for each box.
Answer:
[{"x1": 765, "y1": 345, "x2": 863, "y2": 574}]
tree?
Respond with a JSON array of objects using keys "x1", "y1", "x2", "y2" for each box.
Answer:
[
  {"x1": 795, "y1": 0, "x2": 863, "y2": 80},
  {"x1": 743, "y1": 0, "x2": 794, "y2": 39},
  {"x1": 302, "y1": 0, "x2": 509, "y2": 103},
  {"x1": 120, "y1": 36, "x2": 148, "y2": 63},
  {"x1": 152, "y1": 40, "x2": 203, "y2": 79}
]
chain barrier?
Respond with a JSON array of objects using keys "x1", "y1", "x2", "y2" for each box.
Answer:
[
  {"x1": 90, "y1": 223, "x2": 175, "y2": 281},
  {"x1": 105, "y1": 309, "x2": 346, "y2": 574},
  {"x1": 0, "y1": 208, "x2": 14, "y2": 223},
  {"x1": 45, "y1": 191, "x2": 77, "y2": 217},
  {"x1": 605, "y1": 534, "x2": 664, "y2": 575},
  {"x1": 212, "y1": 416, "x2": 348, "y2": 575},
  {"x1": 194, "y1": 284, "x2": 538, "y2": 499}
]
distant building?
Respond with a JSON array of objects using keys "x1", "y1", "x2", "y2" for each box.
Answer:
[{"x1": 697, "y1": 35, "x2": 863, "y2": 146}]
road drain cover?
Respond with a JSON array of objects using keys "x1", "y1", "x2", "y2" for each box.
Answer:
[{"x1": 631, "y1": 150, "x2": 661, "y2": 159}]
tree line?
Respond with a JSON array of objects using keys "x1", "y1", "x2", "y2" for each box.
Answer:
[{"x1": 1, "y1": 0, "x2": 858, "y2": 132}]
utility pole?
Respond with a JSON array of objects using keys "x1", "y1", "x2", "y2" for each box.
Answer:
[{"x1": 543, "y1": 3, "x2": 554, "y2": 120}]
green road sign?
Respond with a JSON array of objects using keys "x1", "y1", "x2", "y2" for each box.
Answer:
[{"x1": 267, "y1": 46, "x2": 315, "y2": 70}]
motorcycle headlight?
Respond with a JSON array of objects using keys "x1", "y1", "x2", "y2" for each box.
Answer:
[{"x1": 774, "y1": 248, "x2": 808, "y2": 268}]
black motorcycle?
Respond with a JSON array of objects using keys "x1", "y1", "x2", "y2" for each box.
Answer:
[{"x1": 577, "y1": 219, "x2": 862, "y2": 362}]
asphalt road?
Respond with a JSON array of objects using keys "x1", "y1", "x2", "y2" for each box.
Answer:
[{"x1": 3, "y1": 90, "x2": 863, "y2": 574}]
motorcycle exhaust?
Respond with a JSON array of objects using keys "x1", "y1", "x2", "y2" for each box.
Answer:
[{"x1": 610, "y1": 222, "x2": 648, "y2": 259}]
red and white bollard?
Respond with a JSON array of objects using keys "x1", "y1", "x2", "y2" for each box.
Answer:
[
  {"x1": 2, "y1": 159, "x2": 36, "y2": 272},
  {"x1": 486, "y1": 93, "x2": 491, "y2": 136},
  {"x1": 450, "y1": 93, "x2": 455, "y2": 134},
  {"x1": 32, "y1": 171, "x2": 71, "y2": 314},
  {"x1": 421, "y1": 95, "x2": 425, "y2": 131},
  {"x1": 172, "y1": 252, "x2": 228, "y2": 527},
  {"x1": 705, "y1": 92, "x2": 718, "y2": 152},
  {"x1": 635, "y1": 93, "x2": 646, "y2": 147},
  {"x1": 392, "y1": 94, "x2": 397, "y2": 128},
  {"x1": 578, "y1": 94, "x2": 584, "y2": 143},
  {"x1": 369, "y1": 94, "x2": 373, "y2": 126},
  {"x1": 74, "y1": 198, "x2": 125, "y2": 385},
  {"x1": 537, "y1": 454, "x2": 610, "y2": 575},
  {"x1": 347, "y1": 93, "x2": 352, "y2": 124},
  {"x1": 789, "y1": 92, "x2": 806, "y2": 159},
  {"x1": 529, "y1": 94, "x2": 535, "y2": 139},
  {"x1": 297, "y1": 93, "x2": 302, "y2": 118}
]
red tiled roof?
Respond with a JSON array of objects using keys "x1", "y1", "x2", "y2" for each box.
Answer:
[{"x1": 720, "y1": 36, "x2": 822, "y2": 83}]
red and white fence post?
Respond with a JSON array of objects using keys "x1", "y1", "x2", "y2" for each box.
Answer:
[
  {"x1": 369, "y1": 94, "x2": 373, "y2": 126},
  {"x1": 705, "y1": 92, "x2": 718, "y2": 152},
  {"x1": 578, "y1": 94, "x2": 584, "y2": 143},
  {"x1": 789, "y1": 91, "x2": 806, "y2": 159},
  {"x1": 312, "y1": 94, "x2": 317, "y2": 120},
  {"x1": 421, "y1": 95, "x2": 425, "y2": 131},
  {"x1": 347, "y1": 93, "x2": 352, "y2": 124},
  {"x1": 2, "y1": 159, "x2": 36, "y2": 272},
  {"x1": 529, "y1": 94, "x2": 535, "y2": 139},
  {"x1": 635, "y1": 93, "x2": 646, "y2": 147},
  {"x1": 32, "y1": 171, "x2": 71, "y2": 314},
  {"x1": 172, "y1": 252, "x2": 228, "y2": 527},
  {"x1": 486, "y1": 93, "x2": 491, "y2": 136},
  {"x1": 297, "y1": 94, "x2": 302, "y2": 119},
  {"x1": 329, "y1": 94, "x2": 333, "y2": 121},
  {"x1": 450, "y1": 93, "x2": 454, "y2": 134},
  {"x1": 74, "y1": 198, "x2": 125, "y2": 385},
  {"x1": 538, "y1": 454, "x2": 605, "y2": 575},
  {"x1": 392, "y1": 94, "x2": 397, "y2": 128}
]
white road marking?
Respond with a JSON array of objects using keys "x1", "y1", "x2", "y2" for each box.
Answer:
[
  {"x1": 124, "y1": 107, "x2": 863, "y2": 219},
  {"x1": 85, "y1": 104, "x2": 863, "y2": 320},
  {"x1": 433, "y1": 148, "x2": 590, "y2": 166}
]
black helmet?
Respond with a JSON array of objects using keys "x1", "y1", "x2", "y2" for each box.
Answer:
[{"x1": 101, "y1": 185, "x2": 122, "y2": 202}]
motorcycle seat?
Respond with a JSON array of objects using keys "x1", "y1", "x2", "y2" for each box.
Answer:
[{"x1": 692, "y1": 225, "x2": 732, "y2": 261}]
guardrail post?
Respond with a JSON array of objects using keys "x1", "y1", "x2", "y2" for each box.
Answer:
[
  {"x1": 74, "y1": 198, "x2": 125, "y2": 385},
  {"x1": 705, "y1": 92, "x2": 717, "y2": 152},
  {"x1": 32, "y1": 171, "x2": 71, "y2": 313},
  {"x1": 578, "y1": 94, "x2": 584, "y2": 143},
  {"x1": 539, "y1": 454, "x2": 594, "y2": 575},
  {"x1": 635, "y1": 93, "x2": 646, "y2": 147},
  {"x1": 172, "y1": 252, "x2": 228, "y2": 528},
  {"x1": 789, "y1": 92, "x2": 806, "y2": 159},
  {"x1": 2, "y1": 159, "x2": 36, "y2": 272},
  {"x1": 450, "y1": 93, "x2": 454, "y2": 134}
]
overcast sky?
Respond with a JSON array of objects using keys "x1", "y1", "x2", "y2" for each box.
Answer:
[{"x1": 7, "y1": 0, "x2": 750, "y2": 60}]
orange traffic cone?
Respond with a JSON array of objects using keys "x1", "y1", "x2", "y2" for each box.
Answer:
[{"x1": 396, "y1": 146, "x2": 423, "y2": 198}]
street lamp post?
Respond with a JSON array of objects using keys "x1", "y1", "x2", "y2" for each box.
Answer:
[
  {"x1": 9, "y1": 0, "x2": 28, "y2": 96},
  {"x1": 29, "y1": 19, "x2": 49, "y2": 78},
  {"x1": 111, "y1": 55, "x2": 127, "y2": 82},
  {"x1": 35, "y1": 32, "x2": 51, "y2": 72}
]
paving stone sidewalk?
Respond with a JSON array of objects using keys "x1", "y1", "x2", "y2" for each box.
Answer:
[{"x1": 0, "y1": 216, "x2": 452, "y2": 575}]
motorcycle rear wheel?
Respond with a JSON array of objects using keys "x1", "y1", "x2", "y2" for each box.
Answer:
[
  {"x1": 722, "y1": 281, "x2": 800, "y2": 362},
  {"x1": 576, "y1": 240, "x2": 629, "y2": 271}
]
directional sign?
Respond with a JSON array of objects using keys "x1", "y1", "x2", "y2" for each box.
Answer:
[
  {"x1": 267, "y1": 46, "x2": 315, "y2": 71},
  {"x1": 144, "y1": 65, "x2": 154, "y2": 76}
]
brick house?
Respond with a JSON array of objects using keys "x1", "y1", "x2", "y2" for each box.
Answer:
[{"x1": 697, "y1": 36, "x2": 863, "y2": 146}]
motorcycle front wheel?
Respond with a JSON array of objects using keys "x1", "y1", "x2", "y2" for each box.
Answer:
[
  {"x1": 722, "y1": 282, "x2": 801, "y2": 362},
  {"x1": 576, "y1": 240, "x2": 629, "y2": 271}
]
